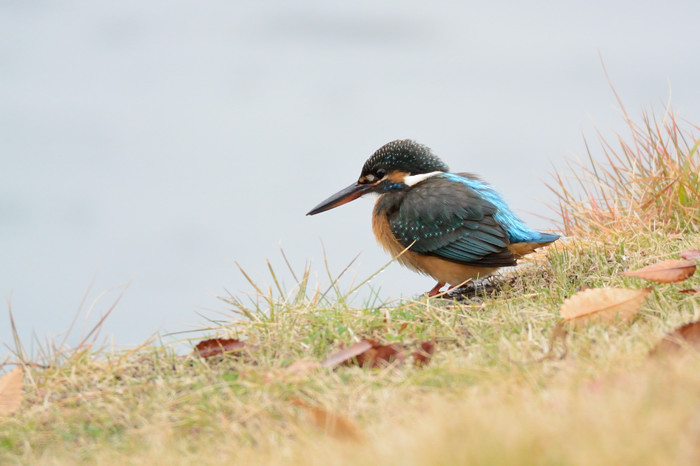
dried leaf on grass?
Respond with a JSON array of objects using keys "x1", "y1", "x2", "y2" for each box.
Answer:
[
  {"x1": 679, "y1": 288, "x2": 699, "y2": 295},
  {"x1": 316, "y1": 338, "x2": 436, "y2": 372},
  {"x1": 680, "y1": 249, "x2": 700, "y2": 261},
  {"x1": 320, "y1": 341, "x2": 373, "y2": 368},
  {"x1": 622, "y1": 259, "x2": 696, "y2": 283},
  {"x1": 412, "y1": 341, "x2": 435, "y2": 367},
  {"x1": 650, "y1": 321, "x2": 700, "y2": 356},
  {"x1": 194, "y1": 338, "x2": 246, "y2": 358},
  {"x1": 270, "y1": 339, "x2": 435, "y2": 382},
  {"x1": 0, "y1": 368, "x2": 23, "y2": 416},
  {"x1": 344, "y1": 339, "x2": 406, "y2": 368},
  {"x1": 322, "y1": 339, "x2": 410, "y2": 369},
  {"x1": 560, "y1": 287, "x2": 652, "y2": 328},
  {"x1": 291, "y1": 398, "x2": 363, "y2": 441}
]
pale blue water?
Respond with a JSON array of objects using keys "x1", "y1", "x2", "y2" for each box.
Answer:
[{"x1": 2, "y1": 1, "x2": 700, "y2": 356}]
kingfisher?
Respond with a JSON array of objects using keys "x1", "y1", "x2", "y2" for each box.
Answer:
[{"x1": 306, "y1": 139, "x2": 559, "y2": 297}]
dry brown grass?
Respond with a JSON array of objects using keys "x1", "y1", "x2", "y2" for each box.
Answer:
[{"x1": 549, "y1": 101, "x2": 699, "y2": 237}]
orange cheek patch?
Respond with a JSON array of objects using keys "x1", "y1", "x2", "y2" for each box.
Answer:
[{"x1": 387, "y1": 171, "x2": 409, "y2": 184}]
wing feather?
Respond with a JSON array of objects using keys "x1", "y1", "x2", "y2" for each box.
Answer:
[{"x1": 388, "y1": 176, "x2": 516, "y2": 267}]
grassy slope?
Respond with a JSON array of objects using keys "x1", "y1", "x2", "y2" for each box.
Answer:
[{"x1": 1, "y1": 108, "x2": 699, "y2": 465}]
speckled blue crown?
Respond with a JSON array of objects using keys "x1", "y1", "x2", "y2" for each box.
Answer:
[{"x1": 361, "y1": 139, "x2": 450, "y2": 176}]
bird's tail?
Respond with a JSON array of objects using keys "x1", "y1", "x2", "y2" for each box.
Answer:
[
  {"x1": 507, "y1": 231, "x2": 559, "y2": 259},
  {"x1": 531, "y1": 231, "x2": 560, "y2": 244}
]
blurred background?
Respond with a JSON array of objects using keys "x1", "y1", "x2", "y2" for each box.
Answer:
[{"x1": 2, "y1": 1, "x2": 700, "y2": 355}]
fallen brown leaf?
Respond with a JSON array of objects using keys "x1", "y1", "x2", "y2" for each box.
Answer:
[
  {"x1": 347, "y1": 339, "x2": 406, "y2": 368},
  {"x1": 412, "y1": 341, "x2": 435, "y2": 367},
  {"x1": 320, "y1": 340, "x2": 373, "y2": 368},
  {"x1": 194, "y1": 338, "x2": 246, "y2": 358},
  {"x1": 622, "y1": 259, "x2": 696, "y2": 283},
  {"x1": 559, "y1": 287, "x2": 652, "y2": 328},
  {"x1": 680, "y1": 249, "x2": 700, "y2": 261},
  {"x1": 291, "y1": 398, "x2": 363, "y2": 441},
  {"x1": 650, "y1": 321, "x2": 700, "y2": 356},
  {"x1": 0, "y1": 368, "x2": 23, "y2": 416},
  {"x1": 679, "y1": 288, "x2": 699, "y2": 295}
]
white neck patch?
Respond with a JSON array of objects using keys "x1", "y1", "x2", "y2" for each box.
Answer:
[{"x1": 403, "y1": 171, "x2": 443, "y2": 187}]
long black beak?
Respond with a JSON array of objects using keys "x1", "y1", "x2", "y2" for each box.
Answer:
[{"x1": 306, "y1": 182, "x2": 373, "y2": 215}]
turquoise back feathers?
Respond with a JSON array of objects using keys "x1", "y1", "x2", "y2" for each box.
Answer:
[{"x1": 441, "y1": 173, "x2": 559, "y2": 245}]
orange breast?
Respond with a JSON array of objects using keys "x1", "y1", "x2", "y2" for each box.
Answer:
[{"x1": 372, "y1": 201, "x2": 497, "y2": 286}]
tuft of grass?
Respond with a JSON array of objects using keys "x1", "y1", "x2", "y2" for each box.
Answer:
[{"x1": 549, "y1": 99, "x2": 700, "y2": 236}]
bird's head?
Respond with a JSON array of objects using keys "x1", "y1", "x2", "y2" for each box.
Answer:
[{"x1": 307, "y1": 139, "x2": 449, "y2": 215}]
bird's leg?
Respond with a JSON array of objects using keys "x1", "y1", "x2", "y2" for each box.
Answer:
[{"x1": 426, "y1": 282, "x2": 446, "y2": 297}]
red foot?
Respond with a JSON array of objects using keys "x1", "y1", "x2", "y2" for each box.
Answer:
[{"x1": 426, "y1": 282, "x2": 446, "y2": 297}]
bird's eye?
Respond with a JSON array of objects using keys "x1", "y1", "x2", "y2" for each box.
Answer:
[{"x1": 376, "y1": 168, "x2": 386, "y2": 178}]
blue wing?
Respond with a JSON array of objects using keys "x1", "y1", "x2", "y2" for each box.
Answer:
[
  {"x1": 386, "y1": 176, "x2": 517, "y2": 267},
  {"x1": 451, "y1": 172, "x2": 560, "y2": 244}
]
